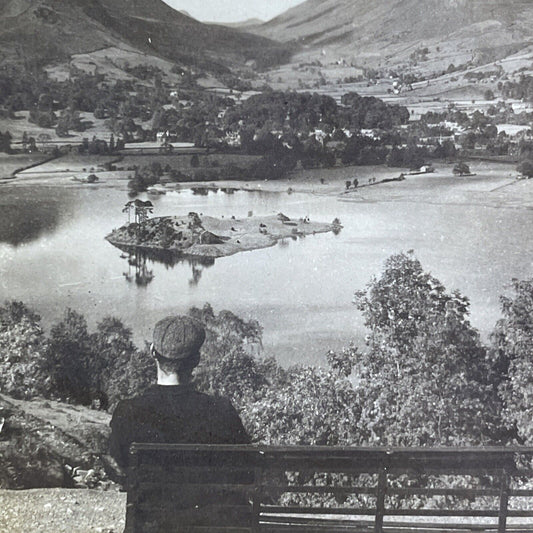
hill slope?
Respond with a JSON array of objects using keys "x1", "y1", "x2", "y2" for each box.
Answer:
[
  {"x1": 0, "y1": 393, "x2": 112, "y2": 490},
  {"x1": 253, "y1": 0, "x2": 533, "y2": 69},
  {"x1": 0, "y1": 0, "x2": 291, "y2": 72}
]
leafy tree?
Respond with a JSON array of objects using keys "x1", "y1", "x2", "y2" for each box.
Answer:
[
  {"x1": 453, "y1": 162, "x2": 471, "y2": 175},
  {"x1": 386, "y1": 146, "x2": 404, "y2": 167},
  {"x1": 44, "y1": 309, "x2": 94, "y2": 404},
  {"x1": 123, "y1": 346, "x2": 155, "y2": 398},
  {"x1": 433, "y1": 140, "x2": 456, "y2": 159},
  {"x1": 244, "y1": 360, "x2": 361, "y2": 445},
  {"x1": 517, "y1": 160, "x2": 533, "y2": 178},
  {"x1": 402, "y1": 143, "x2": 427, "y2": 169},
  {"x1": 90, "y1": 317, "x2": 138, "y2": 410},
  {"x1": 29, "y1": 109, "x2": 57, "y2": 128},
  {"x1": 55, "y1": 108, "x2": 84, "y2": 137},
  {"x1": 461, "y1": 131, "x2": 477, "y2": 150},
  {"x1": 0, "y1": 131, "x2": 12, "y2": 153},
  {"x1": 493, "y1": 279, "x2": 533, "y2": 443},
  {"x1": 188, "y1": 303, "x2": 264, "y2": 401},
  {"x1": 352, "y1": 252, "x2": 502, "y2": 445},
  {"x1": 0, "y1": 301, "x2": 49, "y2": 399}
]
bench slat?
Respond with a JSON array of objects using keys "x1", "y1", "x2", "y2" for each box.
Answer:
[{"x1": 126, "y1": 445, "x2": 533, "y2": 533}]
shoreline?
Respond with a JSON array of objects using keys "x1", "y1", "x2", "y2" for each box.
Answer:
[{"x1": 2, "y1": 159, "x2": 528, "y2": 212}]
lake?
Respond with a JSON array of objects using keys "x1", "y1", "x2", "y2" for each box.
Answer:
[{"x1": 1, "y1": 169, "x2": 532, "y2": 365}]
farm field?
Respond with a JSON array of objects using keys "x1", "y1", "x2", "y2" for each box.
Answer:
[
  {"x1": 16, "y1": 155, "x2": 122, "y2": 175},
  {"x1": 0, "y1": 154, "x2": 51, "y2": 179},
  {"x1": 0, "y1": 112, "x2": 114, "y2": 145},
  {"x1": 119, "y1": 153, "x2": 260, "y2": 170},
  {"x1": 45, "y1": 45, "x2": 186, "y2": 85}
]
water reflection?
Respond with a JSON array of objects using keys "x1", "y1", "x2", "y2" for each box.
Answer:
[
  {"x1": 122, "y1": 250, "x2": 154, "y2": 287},
  {"x1": 191, "y1": 186, "x2": 236, "y2": 195},
  {"x1": 113, "y1": 244, "x2": 215, "y2": 287},
  {"x1": 0, "y1": 199, "x2": 61, "y2": 246}
]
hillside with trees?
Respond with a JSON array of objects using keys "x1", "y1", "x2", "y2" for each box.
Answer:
[
  {"x1": 1, "y1": 252, "x2": 532, "y2": 489},
  {"x1": 251, "y1": 0, "x2": 533, "y2": 74},
  {"x1": 0, "y1": 0, "x2": 291, "y2": 72}
]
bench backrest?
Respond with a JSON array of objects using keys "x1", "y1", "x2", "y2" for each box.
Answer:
[{"x1": 125, "y1": 444, "x2": 533, "y2": 533}]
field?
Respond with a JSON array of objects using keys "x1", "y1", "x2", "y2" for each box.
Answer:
[
  {"x1": 263, "y1": 43, "x2": 533, "y2": 119},
  {"x1": 3, "y1": 152, "x2": 263, "y2": 184},
  {"x1": 0, "y1": 154, "x2": 51, "y2": 179},
  {"x1": 45, "y1": 46, "x2": 186, "y2": 85},
  {"x1": 0, "y1": 112, "x2": 116, "y2": 145},
  {"x1": 119, "y1": 153, "x2": 260, "y2": 170},
  {"x1": 16, "y1": 155, "x2": 121, "y2": 174}
]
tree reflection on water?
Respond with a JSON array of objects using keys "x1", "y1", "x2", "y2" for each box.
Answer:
[
  {"x1": 114, "y1": 244, "x2": 215, "y2": 287},
  {"x1": 0, "y1": 201, "x2": 61, "y2": 247}
]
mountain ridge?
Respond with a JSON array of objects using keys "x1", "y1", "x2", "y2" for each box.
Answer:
[
  {"x1": 251, "y1": 0, "x2": 533, "y2": 70},
  {"x1": 0, "y1": 0, "x2": 291, "y2": 72}
]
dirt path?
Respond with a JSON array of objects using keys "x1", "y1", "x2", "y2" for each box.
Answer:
[{"x1": 0, "y1": 488, "x2": 126, "y2": 533}]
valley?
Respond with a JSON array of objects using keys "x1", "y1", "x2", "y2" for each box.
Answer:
[{"x1": 1, "y1": 2, "x2": 533, "y2": 531}]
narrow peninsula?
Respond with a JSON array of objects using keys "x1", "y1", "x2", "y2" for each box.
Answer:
[{"x1": 106, "y1": 212, "x2": 342, "y2": 259}]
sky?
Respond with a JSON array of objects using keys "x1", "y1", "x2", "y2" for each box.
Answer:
[{"x1": 162, "y1": 0, "x2": 306, "y2": 23}]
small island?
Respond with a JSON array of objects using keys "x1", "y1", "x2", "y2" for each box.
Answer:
[{"x1": 106, "y1": 212, "x2": 342, "y2": 259}]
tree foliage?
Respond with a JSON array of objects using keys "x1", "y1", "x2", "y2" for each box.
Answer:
[
  {"x1": 493, "y1": 279, "x2": 533, "y2": 443},
  {"x1": 188, "y1": 304, "x2": 267, "y2": 403},
  {"x1": 244, "y1": 359, "x2": 361, "y2": 445},
  {"x1": 0, "y1": 252, "x2": 529, "y2": 452},
  {"x1": 0, "y1": 301, "x2": 49, "y2": 399},
  {"x1": 353, "y1": 252, "x2": 501, "y2": 445},
  {"x1": 517, "y1": 160, "x2": 533, "y2": 178},
  {"x1": 453, "y1": 162, "x2": 471, "y2": 175},
  {"x1": 90, "y1": 317, "x2": 138, "y2": 409},
  {"x1": 44, "y1": 309, "x2": 94, "y2": 404}
]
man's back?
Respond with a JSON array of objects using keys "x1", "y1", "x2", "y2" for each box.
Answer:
[{"x1": 110, "y1": 384, "x2": 250, "y2": 469}]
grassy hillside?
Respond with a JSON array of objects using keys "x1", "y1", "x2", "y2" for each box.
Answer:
[
  {"x1": 0, "y1": 393, "x2": 113, "y2": 490},
  {"x1": 251, "y1": 0, "x2": 533, "y2": 72},
  {"x1": 0, "y1": 0, "x2": 292, "y2": 72}
]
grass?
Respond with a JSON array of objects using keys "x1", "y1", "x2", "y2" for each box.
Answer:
[
  {"x1": 16, "y1": 154, "x2": 121, "y2": 175},
  {"x1": 119, "y1": 153, "x2": 260, "y2": 170},
  {"x1": 0, "y1": 154, "x2": 51, "y2": 178},
  {"x1": 0, "y1": 112, "x2": 115, "y2": 145},
  {"x1": 45, "y1": 46, "x2": 185, "y2": 86}
]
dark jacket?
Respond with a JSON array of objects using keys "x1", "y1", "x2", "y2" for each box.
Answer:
[{"x1": 109, "y1": 383, "x2": 250, "y2": 469}]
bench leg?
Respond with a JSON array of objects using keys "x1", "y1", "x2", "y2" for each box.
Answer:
[
  {"x1": 375, "y1": 467, "x2": 387, "y2": 533},
  {"x1": 498, "y1": 469, "x2": 509, "y2": 533},
  {"x1": 252, "y1": 466, "x2": 261, "y2": 533}
]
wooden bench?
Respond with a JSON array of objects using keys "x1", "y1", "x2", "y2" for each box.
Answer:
[{"x1": 125, "y1": 445, "x2": 533, "y2": 533}]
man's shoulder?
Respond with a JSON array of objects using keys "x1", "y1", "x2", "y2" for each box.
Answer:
[
  {"x1": 113, "y1": 387, "x2": 235, "y2": 411},
  {"x1": 185, "y1": 389, "x2": 236, "y2": 412},
  {"x1": 111, "y1": 389, "x2": 158, "y2": 417}
]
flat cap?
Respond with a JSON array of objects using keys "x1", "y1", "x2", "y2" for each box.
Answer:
[{"x1": 153, "y1": 316, "x2": 206, "y2": 361}]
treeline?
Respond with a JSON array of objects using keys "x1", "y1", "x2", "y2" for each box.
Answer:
[
  {"x1": 1, "y1": 252, "x2": 533, "y2": 448},
  {"x1": 500, "y1": 75, "x2": 533, "y2": 102},
  {"x1": 223, "y1": 91, "x2": 410, "y2": 135},
  {"x1": 0, "y1": 66, "x2": 172, "y2": 141}
]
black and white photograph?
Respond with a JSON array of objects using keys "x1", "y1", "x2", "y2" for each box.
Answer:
[{"x1": 1, "y1": 0, "x2": 533, "y2": 531}]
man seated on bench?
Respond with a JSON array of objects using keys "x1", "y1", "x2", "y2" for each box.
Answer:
[{"x1": 109, "y1": 314, "x2": 250, "y2": 469}]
